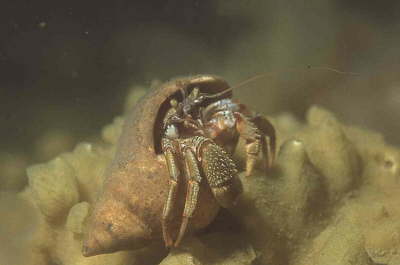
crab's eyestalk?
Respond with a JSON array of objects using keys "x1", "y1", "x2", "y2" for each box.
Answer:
[
  {"x1": 189, "y1": 87, "x2": 200, "y2": 100},
  {"x1": 180, "y1": 87, "x2": 187, "y2": 99}
]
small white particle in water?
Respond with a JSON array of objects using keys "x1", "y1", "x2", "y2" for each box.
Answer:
[{"x1": 38, "y1": 22, "x2": 47, "y2": 28}]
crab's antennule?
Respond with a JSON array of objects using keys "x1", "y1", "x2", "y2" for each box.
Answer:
[
  {"x1": 180, "y1": 87, "x2": 187, "y2": 99},
  {"x1": 229, "y1": 73, "x2": 272, "y2": 91},
  {"x1": 192, "y1": 87, "x2": 199, "y2": 97}
]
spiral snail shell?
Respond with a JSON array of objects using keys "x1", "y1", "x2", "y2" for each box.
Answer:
[{"x1": 83, "y1": 75, "x2": 232, "y2": 256}]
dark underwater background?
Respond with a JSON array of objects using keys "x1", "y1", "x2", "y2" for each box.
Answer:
[{"x1": 1, "y1": 0, "x2": 400, "y2": 180}]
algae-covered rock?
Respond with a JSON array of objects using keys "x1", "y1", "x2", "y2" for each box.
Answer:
[
  {"x1": 61, "y1": 143, "x2": 112, "y2": 203},
  {"x1": 227, "y1": 105, "x2": 400, "y2": 265},
  {"x1": 364, "y1": 218, "x2": 400, "y2": 265},
  {"x1": 66, "y1": 201, "x2": 91, "y2": 235},
  {"x1": 124, "y1": 86, "x2": 148, "y2": 113},
  {"x1": 276, "y1": 139, "x2": 325, "y2": 235},
  {"x1": 27, "y1": 157, "x2": 80, "y2": 222},
  {"x1": 159, "y1": 234, "x2": 256, "y2": 265},
  {"x1": 101, "y1": 116, "x2": 124, "y2": 145},
  {"x1": 201, "y1": 233, "x2": 257, "y2": 265},
  {"x1": 159, "y1": 239, "x2": 205, "y2": 265},
  {"x1": 5, "y1": 84, "x2": 400, "y2": 265},
  {"x1": 299, "y1": 105, "x2": 361, "y2": 202},
  {"x1": 0, "y1": 192, "x2": 52, "y2": 265},
  {"x1": 296, "y1": 201, "x2": 374, "y2": 265}
]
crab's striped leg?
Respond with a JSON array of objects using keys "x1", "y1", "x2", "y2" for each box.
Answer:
[{"x1": 161, "y1": 138, "x2": 181, "y2": 248}]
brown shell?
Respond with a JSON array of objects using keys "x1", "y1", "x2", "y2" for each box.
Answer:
[{"x1": 82, "y1": 75, "x2": 231, "y2": 256}]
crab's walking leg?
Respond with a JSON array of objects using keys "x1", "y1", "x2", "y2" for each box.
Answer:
[
  {"x1": 252, "y1": 115, "x2": 276, "y2": 169},
  {"x1": 235, "y1": 113, "x2": 276, "y2": 176},
  {"x1": 174, "y1": 146, "x2": 202, "y2": 247},
  {"x1": 245, "y1": 140, "x2": 261, "y2": 177},
  {"x1": 161, "y1": 138, "x2": 181, "y2": 247},
  {"x1": 234, "y1": 112, "x2": 262, "y2": 176}
]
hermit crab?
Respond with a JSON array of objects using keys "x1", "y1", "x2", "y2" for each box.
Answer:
[
  {"x1": 160, "y1": 79, "x2": 276, "y2": 247},
  {"x1": 82, "y1": 75, "x2": 276, "y2": 256}
]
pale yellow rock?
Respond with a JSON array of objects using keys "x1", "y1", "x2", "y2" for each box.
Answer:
[
  {"x1": 61, "y1": 143, "x2": 112, "y2": 203},
  {"x1": 344, "y1": 125, "x2": 385, "y2": 155},
  {"x1": 124, "y1": 86, "x2": 148, "y2": 113},
  {"x1": 296, "y1": 211, "x2": 374, "y2": 265},
  {"x1": 159, "y1": 251, "x2": 203, "y2": 265},
  {"x1": 363, "y1": 145, "x2": 400, "y2": 195},
  {"x1": 364, "y1": 219, "x2": 400, "y2": 265},
  {"x1": 306, "y1": 104, "x2": 338, "y2": 127},
  {"x1": 159, "y1": 235, "x2": 256, "y2": 265},
  {"x1": 0, "y1": 192, "x2": 52, "y2": 265},
  {"x1": 27, "y1": 157, "x2": 79, "y2": 222},
  {"x1": 202, "y1": 233, "x2": 257, "y2": 265},
  {"x1": 101, "y1": 116, "x2": 124, "y2": 145},
  {"x1": 359, "y1": 153, "x2": 400, "y2": 265},
  {"x1": 66, "y1": 201, "x2": 91, "y2": 235},
  {"x1": 7, "y1": 90, "x2": 400, "y2": 265},
  {"x1": 231, "y1": 171, "x2": 288, "y2": 265},
  {"x1": 299, "y1": 105, "x2": 361, "y2": 201},
  {"x1": 276, "y1": 139, "x2": 324, "y2": 234},
  {"x1": 272, "y1": 112, "x2": 303, "y2": 147},
  {"x1": 228, "y1": 106, "x2": 396, "y2": 265},
  {"x1": 159, "y1": 237, "x2": 208, "y2": 265}
]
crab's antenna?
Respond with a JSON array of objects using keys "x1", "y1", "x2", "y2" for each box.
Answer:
[
  {"x1": 198, "y1": 74, "x2": 266, "y2": 99},
  {"x1": 307, "y1": 66, "x2": 360, "y2": 75},
  {"x1": 226, "y1": 66, "x2": 361, "y2": 92},
  {"x1": 229, "y1": 73, "x2": 272, "y2": 91},
  {"x1": 193, "y1": 66, "x2": 360, "y2": 102}
]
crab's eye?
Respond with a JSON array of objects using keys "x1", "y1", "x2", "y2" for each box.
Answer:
[
  {"x1": 170, "y1": 99, "x2": 178, "y2": 108},
  {"x1": 192, "y1": 87, "x2": 199, "y2": 96}
]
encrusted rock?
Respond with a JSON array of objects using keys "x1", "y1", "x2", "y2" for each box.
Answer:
[
  {"x1": 101, "y1": 117, "x2": 124, "y2": 145},
  {"x1": 27, "y1": 157, "x2": 79, "y2": 222},
  {"x1": 66, "y1": 201, "x2": 91, "y2": 235},
  {"x1": 6, "y1": 84, "x2": 400, "y2": 265},
  {"x1": 299, "y1": 105, "x2": 361, "y2": 201},
  {"x1": 61, "y1": 143, "x2": 112, "y2": 203}
]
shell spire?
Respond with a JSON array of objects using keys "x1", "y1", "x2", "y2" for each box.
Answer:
[{"x1": 83, "y1": 75, "x2": 230, "y2": 256}]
